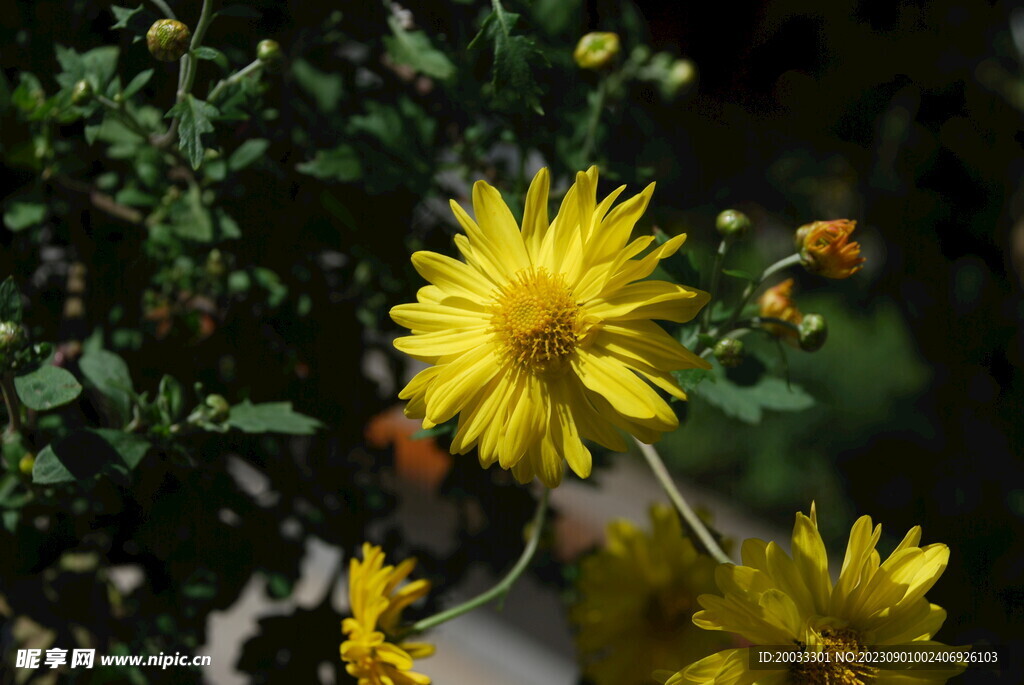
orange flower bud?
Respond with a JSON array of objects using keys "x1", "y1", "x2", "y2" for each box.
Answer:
[
  {"x1": 796, "y1": 219, "x2": 866, "y2": 279},
  {"x1": 758, "y1": 278, "x2": 802, "y2": 340}
]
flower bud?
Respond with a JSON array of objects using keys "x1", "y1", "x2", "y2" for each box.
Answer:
[
  {"x1": 0, "y1": 322, "x2": 27, "y2": 356},
  {"x1": 71, "y1": 79, "x2": 92, "y2": 106},
  {"x1": 758, "y1": 279, "x2": 802, "y2": 342},
  {"x1": 147, "y1": 19, "x2": 191, "y2": 62},
  {"x1": 798, "y1": 313, "x2": 827, "y2": 352},
  {"x1": 796, "y1": 219, "x2": 865, "y2": 279},
  {"x1": 713, "y1": 338, "x2": 745, "y2": 368},
  {"x1": 715, "y1": 209, "x2": 751, "y2": 239},
  {"x1": 205, "y1": 394, "x2": 230, "y2": 422},
  {"x1": 664, "y1": 58, "x2": 696, "y2": 96},
  {"x1": 19, "y1": 453, "x2": 35, "y2": 476},
  {"x1": 257, "y1": 39, "x2": 283, "y2": 69},
  {"x1": 574, "y1": 32, "x2": 620, "y2": 70}
]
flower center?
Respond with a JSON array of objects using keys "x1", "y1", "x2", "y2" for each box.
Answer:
[
  {"x1": 490, "y1": 268, "x2": 581, "y2": 374},
  {"x1": 791, "y1": 628, "x2": 878, "y2": 685},
  {"x1": 643, "y1": 590, "x2": 692, "y2": 634}
]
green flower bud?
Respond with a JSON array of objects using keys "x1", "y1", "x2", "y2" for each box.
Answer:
[
  {"x1": 798, "y1": 313, "x2": 828, "y2": 352},
  {"x1": 574, "y1": 32, "x2": 620, "y2": 70},
  {"x1": 19, "y1": 453, "x2": 35, "y2": 476},
  {"x1": 713, "y1": 337, "x2": 745, "y2": 368},
  {"x1": 206, "y1": 249, "x2": 226, "y2": 277},
  {"x1": 664, "y1": 59, "x2": 696, "y2": 96},
  {"x1": 147, "y1": 19, "x2": 191, "y2": 62},
  {"x1": 715, "y1": 209, "x2": 751, "y2": 239},
  {"x1": 0, "y1": 322, "x2": 27, "y2": 356},
  {"x1": 205, "y1": 394, "x2": 230, "y2": 422},
  {"x1": 257, "y1": 39, "x2": 283, "y2": 69},
  {"x1": 71, "y1": 79, "x2": 93, "y2": 106}
]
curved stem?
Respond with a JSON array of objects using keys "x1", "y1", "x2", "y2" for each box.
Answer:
[
  {"x1": 207, "y1": 59, "x2": 263, "y2": 102},
  {"x1": 1, "y1": 375, "x2": 22, "y2": 437},
  {"x1": 700, "y1": 238, "x2": 731, "y2": 333},
  {"x1": 148, "y1": 0, "x2": 177, "y2": 19},
  {"x1": 152, "y1": 0, "x2": 216, "y2": 147},
  {"x1": 712, "y1": 252, "x2": 802, "y2": 345},
  {"x1": 408, "y1": 488, "x2": 550, "y2": 633},
  {"x1": 634, "y1": 437, "x2": 731, "y2": 564}
]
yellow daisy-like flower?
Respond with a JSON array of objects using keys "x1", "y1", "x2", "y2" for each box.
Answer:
[
  {"x1": 341, "y1": 543, "x2": 434, "y2": 685},
  {"x1": 796, "y1": 219, "x2": 866, "y2": 279},
  {"x1": 391, "y1": 167, "x2": 710, "y2": 487},
  {"x1": 660, "y1": 504, "x2": 963, "y2": 685},
  {"x1": 572, "y1": 505, "x2": 733, "y2": 685}
]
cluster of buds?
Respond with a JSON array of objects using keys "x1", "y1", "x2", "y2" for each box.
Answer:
[
  {"x1": 574, "y1": 32, "x2": 620, "y2": 69},
  {"x1": 146, "y1": 19, "x2": 191, "y2": 62},
  {"x1": 796, "y1": 219, "x2": 865, "y2": 279}
]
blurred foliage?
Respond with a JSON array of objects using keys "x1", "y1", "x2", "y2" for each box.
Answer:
[{"x1": 0, "y1": 0, "x2": 1020, "y2": 683}]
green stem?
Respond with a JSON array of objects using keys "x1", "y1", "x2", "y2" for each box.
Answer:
[
  {"x1": 700, "y1": 238, "x2": 731, "y2": 333},
  {"x1": 1, "y1": 375, "x2": 22, "y2": 437},
  {"x1": 148, "y1": 0, "x2": 177, "y2": 19},
  {"x1": 634, "y1": 437, "x2": 731, "y2": 564},
  {"x1": 579, "y1": 77, "x2": 608, "y2": 166},
  {"x1": 408, "y1": 488, "x2": 550, "y2": 633},
  {"x1": 152, "y1": 0, "x2": 217, "y2": 148},
  {"x1": 709, "y1": 252, "x2": 803, "y2": 349},
  {"x1": 207, "y1": 59, "x2": 263, "y2": 103},
  {"x1": 95, "y1": 96, "x2": 151, "y2": 139}
]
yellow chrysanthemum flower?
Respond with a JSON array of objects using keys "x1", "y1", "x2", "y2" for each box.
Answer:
[
  {"x1": 659, "y1": 504, "x2": 964, "y2": 685},
  {"x1": 796, "y1": 219, "x2": 866, "y2": 279},
  {"x1": 341, "y1": 543, "x2": 434, "y2": 685},
  {"x1": 572, "y1": 505, "x2": 733, "y2": 685},
  {"x1": 391, "y1": 167, "x2": 710, "y2": 487}
]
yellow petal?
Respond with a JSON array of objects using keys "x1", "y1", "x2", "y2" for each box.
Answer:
[
  {"x1": 600, "y1": 232, "x2": 689, "y2": 295},
  {"x1": 597, "y1": 320, "x2": 710, "y2": 371},
  {"x1": 411, "y1": 251, "x2": 493, "y2": 300},
  {"x1": 471, "y1": 180, "x2": 531, "y2": 271},
  {"x1": 393, "y1": 327, "x2": 491, "y2": 360},
  {"x1": 572, "y1": 348, "x2": 674, "y2": 422},
  {"x1": 424, "y1": 344, "x2": 500, "y2": 424},
  {"x1": 588, "y1": 280, "x2": 709, "y2": 323},
  {"x1": 390, "y1": 302, "x2": 489, "y2": 333},
  {"x1": 521, "y1": 167, "x2": 550, "y2": 258},
  {"x1": 791, "y1": 511, "x2": 832, "y2": 615},
  {"x1": 499, "y1": 373, "x2": 545, "y2": 468},
  {"x1": 585, "y1": 183, "x2": 655, "y2": 264}
]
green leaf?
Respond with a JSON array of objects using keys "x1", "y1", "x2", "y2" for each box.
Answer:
[
  {"x1": 226, "y1": 400, "x2": 323, "y2": 435},
  {"x1": 94, "y1": 428, "x2": 150, "y2": 469},
  {"x1": 56, "y1": 45, "x2": 120, "y2": 93},
  {"x1": 157, "y1": 375, "x2": 184, "y2": 423},
  {"x1": 696, "y1": 371, "x2": 815, "y2": 424},
  {"x1": 228, "y1": 138, "x2": 270, "y2": 171},
  {"x1": 111, "y1": 5, "x2": 143, "y2": 30},
  {"x1": 469, "y1": 1, "x2": 547, "y2": 113},
  {"x1": 79, "y1": 348, "x2": 134, "y2": 426},
  {"x1": 296, "y1": 145, "x2": 362, "y2": 182},
  {"x1": 169, "y1": 184, "x2": 214, "y2": 241},
  {"x1": 0, "y1": 277, "x2": 22, "y2": 323},
  {"x1": 383, "y1": 16, "x2": 455, "y2": 80},
  {"x1": 192, "y1": 46, "x2": 229, "y2": 71},
  {"x1": 291, "y1": 59, "x2": 344, "y2": 112},
  {"x1": 167, "y1": 95, "x2": 218, "y2": 169},
  {"x1": 32, "y1": 429, "x2": 150, "y2": 484},
  {"x1": 14, "y1": 366, "x2": 83, "y2": 411},
  {"x1": 3, "y1": 201, "x2": 46, "y2": 232},
  {"x1": 673, "y1": 368, "x2": 712, "y2": 394},
  {"x1": 122, "y1": 69, "x2": 154, "y2": 98}
]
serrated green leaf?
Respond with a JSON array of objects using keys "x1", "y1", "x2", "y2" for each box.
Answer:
[
  {"x1": 167, "y1": 95, "x2": 218, "y2": 169},
  {"x1": 79, "y1": 348, "x2": 134, "y2": 426},
  {"x1": 469, "y1": 1, "x2": 547, "y2": 112},
  {"x1": 297, "y1": 145, "x2": 362, "y2": 182},
  {"x1": 226, "y1": 400, "x2": 323, "y2": 435},
  {"x1": 228, "y1": 138, "x2": 269, "y2": 171},
  {"x1": 111, "y1": 5, "x2": 143, "y2": 30},
  {"x1": 673, "y1": 368, "x2": 712, "y2": 394},
  {"x1": 94, "y1": 428, "x2": 150, "y2": 469},
  {"x1": 291, "y1": 59, "x2": 344, "y2": 112},
  {"x1": 3, "y1": 201, "x2": 46, "y2": 232},
  {"x1": 14, "y1": 366, "x2": 82, "y2": 411},
  {"x1": 192, "y1": 46, "x2": 229, "y2": 71},
  {"x1": 696, "y1": 371, "x2": 815, "y2": 424},
  {"x1": 0, "y1": 277, "x2": 22, "y2": 323},
  {"x1": 170, "y1": 183, "x2": 214, "y2": 241},
  {"x1": 383, "y1": 16, "x2": 455, "y2": 80},
  {"x1": 122, "y1": 69, "x2": 154, "y2": 98}
]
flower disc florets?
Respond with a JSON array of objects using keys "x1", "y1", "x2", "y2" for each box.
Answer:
[{"x1": 491, "y1": 268, "x2": 581, "y2": 374}]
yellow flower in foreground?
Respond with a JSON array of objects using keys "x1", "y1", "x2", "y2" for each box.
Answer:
[
  {"x1": 758, "y1": 278, "x2": 802, "y2": 340},
  {"x1": 574, "y1": 32, "x2": 621, "y2": 69},
  {"x1": 341, "y1": 543, "x2": 434, "y2": 685},
  {"x1": 660, "y1": 504, "x2": 963, "y2": 685},
  {"x1": 391, "y1": 167, "x2": 710, "y2": 487},
  {"x1": 572, "y1": 505, "x2": 732, "y2": 685},
  {"x1": 797, "y1": 219, "x2": 866, "y2": 279}
]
